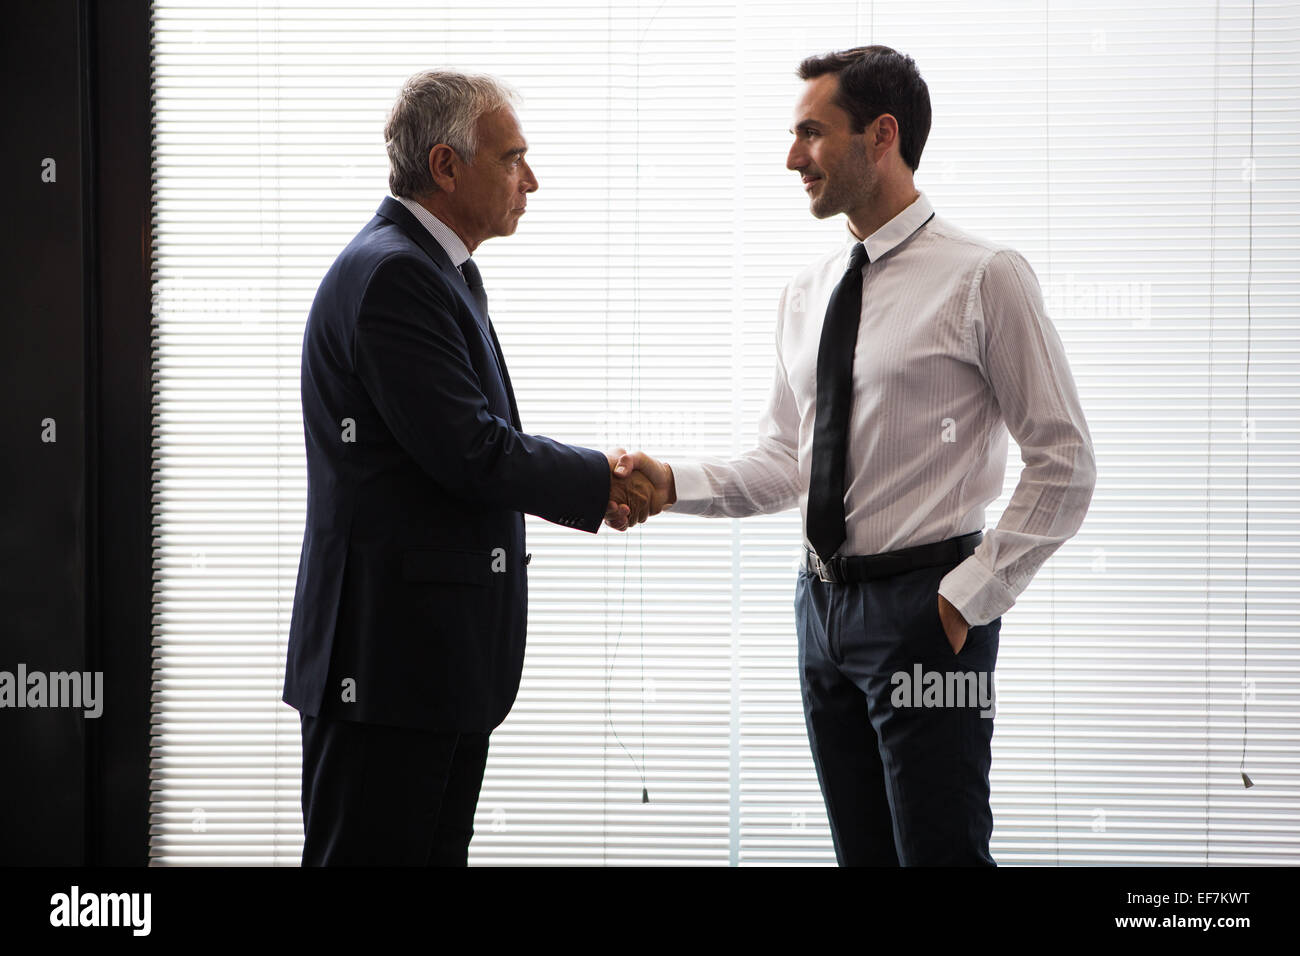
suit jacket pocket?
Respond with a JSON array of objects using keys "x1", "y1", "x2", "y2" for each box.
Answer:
[{"x1": 401, "y1": 548, "x2": 495, "y2": 585}]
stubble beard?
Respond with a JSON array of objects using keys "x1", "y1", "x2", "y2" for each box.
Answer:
[{"x1": 809, "y1": 138, "x2": 875, "y2": 221}]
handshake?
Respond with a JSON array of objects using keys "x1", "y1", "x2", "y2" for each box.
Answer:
[{"x1": 604, "y1": 449, "x2": 676, "y2": 531}]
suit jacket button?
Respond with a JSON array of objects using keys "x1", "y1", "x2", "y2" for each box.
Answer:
[{"x1": 524, "y1": 553, "x2": 532, "y2": 565}]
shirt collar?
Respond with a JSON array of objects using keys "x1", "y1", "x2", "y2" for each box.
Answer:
[
  {"x1": 846, "y1": 190, "x2": 935, "y2": 263},
  {"x1": 395, "y1": 195, "x2": 471, "y2": 268}
]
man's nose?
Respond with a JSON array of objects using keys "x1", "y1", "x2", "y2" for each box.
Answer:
[
  {"x1": 522, "y1": 162, "x2": 538, "y2": 192},
  {"x1": 786, "y1": 140, "x2": 804, "y2": 171}
]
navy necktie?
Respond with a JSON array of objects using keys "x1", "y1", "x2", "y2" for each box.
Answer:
[
  {"x1": 806, "y1": 242, "x2": 870, "y2": 562},
  {"x1": 459, "y1": 256, "x2": 489, "y2": 321},
  {"x1": 458, "y1": 257, "x2": 521, "y2": 428}
]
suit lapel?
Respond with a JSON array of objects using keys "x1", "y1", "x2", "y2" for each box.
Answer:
[
  {"x1": 375, "y1": 197, "x2": 521, "y2": 428},
  {"x1": 484, "y1": 321, "x2": 521, "y2": 428}
]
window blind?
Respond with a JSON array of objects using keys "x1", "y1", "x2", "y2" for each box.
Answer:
[{"x1": 150, "y1": 0, "x2": 1300, "y2": 865}]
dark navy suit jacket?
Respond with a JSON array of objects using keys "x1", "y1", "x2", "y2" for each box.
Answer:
[{"x1": 283, "y1": 196, "x2": 610, "y2": 732}]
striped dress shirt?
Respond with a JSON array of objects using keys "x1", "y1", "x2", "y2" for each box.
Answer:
[{"x1": 669, "y1": 191, "x2": 1096, "y2": 627}]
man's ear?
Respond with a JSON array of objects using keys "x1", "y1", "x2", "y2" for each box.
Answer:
[
  {"x1": 427, "y1": 144, "x2": 459, "y2": 193},
  {"x1": 870, "y1": 114, "x2": 899, "y2": 160}
]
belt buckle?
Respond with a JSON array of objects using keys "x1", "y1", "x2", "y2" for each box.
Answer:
[{"x1": 808, "y1": 549, "x2": 838, "y2": 584}]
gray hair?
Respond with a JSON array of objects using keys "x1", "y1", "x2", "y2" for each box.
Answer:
[{"x1": 384, "y1": 70, "x2": 519, "y2": 198}]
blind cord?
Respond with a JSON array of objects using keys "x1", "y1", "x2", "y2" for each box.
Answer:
[
  {"x1": 1045, "y1": 0, "x2": 1060, "y2": 867},
  {"x1": 1239, "y1": 0, "x2": 1255, "y2": 791},
  {"x1": 1204, "y1": 0, "x2": 1223, "y2": 863},
  {"x1": 602, "y1": 9, "x2": 661, "y2": 862}
]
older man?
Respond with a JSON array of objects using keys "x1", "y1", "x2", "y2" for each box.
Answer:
[
  {"x1": 626, "y1": 46, "x2": 1095, "y2": 865},
  {"x1": 283, "y1": 70, "x2": 652, "y2": 866}
]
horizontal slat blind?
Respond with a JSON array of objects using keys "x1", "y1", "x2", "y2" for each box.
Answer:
[{"x1": 150, "y1": 0, "x2": 1300, "y2": 865}]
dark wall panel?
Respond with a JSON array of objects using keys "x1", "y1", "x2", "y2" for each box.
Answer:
[
  {"x1": 0, "y1": 0, "x2": 89, "y2": 866},
  {"x1": 87, "y1": 0, "x2": 153, "y2": 867},
  {"x1": 0, "y1": 0, "x2": 152, "y2": 866}
]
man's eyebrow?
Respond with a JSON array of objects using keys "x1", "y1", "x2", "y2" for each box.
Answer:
[
  {"x1": 501, "y1": 145, "x2": 528, "y2": 159},
  {"x1": 791, "y1": 119, "x2": 823, "y2": 135}
]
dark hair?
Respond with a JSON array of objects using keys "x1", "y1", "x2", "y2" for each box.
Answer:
[{"x1": 797, "y1": 45, "x2": 931, "y2": 171}]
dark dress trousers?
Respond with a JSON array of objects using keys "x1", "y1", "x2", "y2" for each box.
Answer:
[
  {"x1": 283, "y1": 196, "x2": 611, "y2": 864},
  {"x1": 795, "y1": 546, "x2": 1000, "y2": 866}
]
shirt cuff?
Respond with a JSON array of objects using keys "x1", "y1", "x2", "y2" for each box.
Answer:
[
  {"x1": 665, "y1": 461, "x2": 712, "y2": 515},
  {"x1": 938, "y1": 554, "x2": 1017, "y2": 627}
]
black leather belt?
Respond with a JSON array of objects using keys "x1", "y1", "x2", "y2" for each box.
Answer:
[{"x1": 804, "y1": 530, "x2": 983, "y2": 584}]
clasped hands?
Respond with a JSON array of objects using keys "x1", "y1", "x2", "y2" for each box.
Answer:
[{"x1": 604, "y1": 449, "x2": 675, "y2": 532}]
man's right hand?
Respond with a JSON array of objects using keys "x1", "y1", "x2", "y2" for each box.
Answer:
[
  {"x1": 606, "y1": 450, "x2": 675, "y2": 531},
  {"x1": 605, "y1": 449, "x2": 655, "y2": 531}
]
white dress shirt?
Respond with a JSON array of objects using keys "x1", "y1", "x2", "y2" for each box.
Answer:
[
  {"x1": 670, "y1": 191, "x2": 1096, "y2": 627},
  {"x1": 395, "y1": 194, "x2": 471, "y2": 269}
]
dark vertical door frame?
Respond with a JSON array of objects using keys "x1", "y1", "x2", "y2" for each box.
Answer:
[{"x1": 84, "y1": 0, "x2": 153, "y2": 865}]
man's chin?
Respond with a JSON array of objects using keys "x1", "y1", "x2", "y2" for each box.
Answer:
[{"x1": 808, "y1": 200, "x2": 838, "y2": 220}]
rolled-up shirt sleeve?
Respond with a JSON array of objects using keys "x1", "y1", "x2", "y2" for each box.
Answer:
[
  {"x1": 670, "y1": 287, "x2": 803, "y2": 518},
  {"x1": 939, "y1": 249, "x2": 1097, "y2": 626}
]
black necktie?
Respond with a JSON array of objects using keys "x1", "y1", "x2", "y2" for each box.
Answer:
[
  {"x1": 806, "y1": 242, "x2": 870, "y2": 562},
  {"x1": 458, "y1": 257, "x2": 521, "y2": 427}
]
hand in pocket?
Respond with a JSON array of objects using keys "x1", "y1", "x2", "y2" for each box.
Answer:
[{"x1": 937, "y1": 592, "x2": 969, "y2": 655}]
